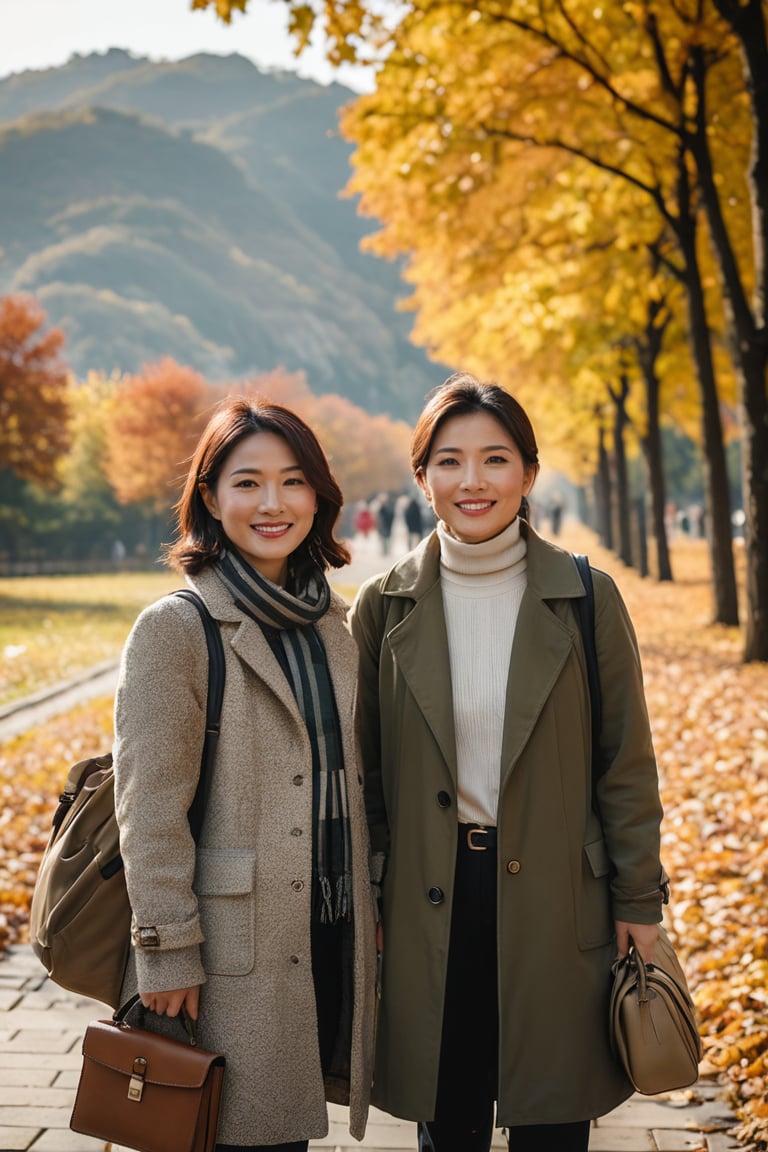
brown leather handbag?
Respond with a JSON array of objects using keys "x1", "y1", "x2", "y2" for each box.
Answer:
[{"x1": 70, "y1": 997, "x2": 226, "y2": 1152}]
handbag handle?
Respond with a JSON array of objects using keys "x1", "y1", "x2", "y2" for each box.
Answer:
[
  {"x1": 612, "y1": 947, "x2": 655, "y2": 1005},
  {"x1": 628, "y1": 948, "x2": 651, "y2": 1004},
  {"x1": 113, "y1": 993, "x2": 199, "y2": 1045}
]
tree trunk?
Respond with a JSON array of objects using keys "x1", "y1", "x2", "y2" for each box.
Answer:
[
  {"x1": 596, "y1": 425, "x2": 613, "y2": 550},
  {"x1": 636, "y1": 299, "x2": 673, "y2": 582},
  {"x1": 675, "y1": 210, "x2": 739, "y2": 625},
  {"x1": 634, "y1": 497, "x2": 649, "y2": 578},
  {"x1": 612, "y1": 373, "x2": 633, "y2": 567},
  {"x1": 739, "y1": 343, "x2": 768, "y2": 661},
  {"x1": 691, "y1": 17, "x2": 768, "y2": 659}
]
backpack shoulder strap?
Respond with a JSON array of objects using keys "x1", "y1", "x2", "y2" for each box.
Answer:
[
  {"x1": 172, "y1": 589, "x2": 225, "y2": 840},
  {"x1": 571, "y1": 554, "x2": 605, "y2": 796}
]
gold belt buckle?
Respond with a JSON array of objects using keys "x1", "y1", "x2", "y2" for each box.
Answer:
[{"x1": 467, "y1": 827, "x2": 489, "y2": 851}]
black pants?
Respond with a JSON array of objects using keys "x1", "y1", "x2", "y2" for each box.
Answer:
[
  {"x1": 417, "y1": 827, "x2": 590, "y2": 1152},
  {"x1": 218, "y1": 1145, "x2": 306, "y2": 1152},
  {"x1": 216, "y1": 920, "x2": 343, "y2": 1152}
]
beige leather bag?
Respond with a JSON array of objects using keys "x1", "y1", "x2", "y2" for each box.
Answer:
[{"x1": 610, "y1": 926, "x2": 701, "y2": 1095}]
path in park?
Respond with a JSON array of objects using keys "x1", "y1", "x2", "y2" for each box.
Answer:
[
  {"x1": 0, "y1": 521, "x2": 743, "y2": 1150},
  {"x1": 0, "y1": 944, "x2": 742, "y2": 1152}
]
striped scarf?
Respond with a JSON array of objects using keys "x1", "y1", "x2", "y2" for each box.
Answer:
[{"x1": 214, "y1": 549, "x2": 352, "y2": 923}]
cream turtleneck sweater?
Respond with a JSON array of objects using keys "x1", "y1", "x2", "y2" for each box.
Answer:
[{"x1": 437, "y1": 518, "x2": 528, "y2": 827}]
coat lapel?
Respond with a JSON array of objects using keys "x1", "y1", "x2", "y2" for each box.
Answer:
[
  {"x1": 190, "y1": 567, "x2": 303, "y2": 727},
  {"x1": 499, "y1": 587, "x2": 573, "y2": 790},
  {"x1": 317, "y1": 596, "x2": 357, "y2": 725},
  {"x1": 229, "y1": 618, "x2": 305, "y2": 724},
  {"x1": 191, "y1": 572, "x2": 357, "y2": 730},
  {"x1": 378, "y1": 527, "x2": 586, "y2": 795},
  {"x1": 386, "y1": 578, "x2": 458, "y2": 785},
  {"x1": 499, "y1": 525, "x2": 586, "y2": 789}
]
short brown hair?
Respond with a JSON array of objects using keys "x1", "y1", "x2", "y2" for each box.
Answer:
[
  {"x1": 164, "y1": 396, "x2": 350, "y2": 577},
  {"x1": 411, "y1": 373, "x2": 540, "y2": 482}
]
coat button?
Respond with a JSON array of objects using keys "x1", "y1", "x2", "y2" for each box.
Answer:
[
  {"x1": 428, "y1": 886, "x2": 444, "y2": 904},
  {"x1": 291, "y1": 879, "x2": 304, "y2": 892},
  {"x1": 290, "y1": 827, "x2": 303, "y2": 837},
  {"x1": 507, "y1": 859, "x2": 521, "y2": 874},
  {"x1": 436, "y1": 791, "x2": 452, "y2": 808},
  {"x1": 292, "y1": 774, "x2": 304, "y2": 786},
  {"x1": 290, "y1": 954, "x2": 300, "y2": 964}
]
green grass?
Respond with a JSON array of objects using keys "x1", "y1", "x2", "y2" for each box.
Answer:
[{"x1": 0, "y1": 571, "x2": 181, "y2": 706}]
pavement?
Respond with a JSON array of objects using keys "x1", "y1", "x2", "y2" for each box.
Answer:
[
  {"x1": 0, "y1": 947, "x2": 743, "y2": 1152},
  {"x1": 0, "y1": 522, "x2": 746, "y2": 1150}
]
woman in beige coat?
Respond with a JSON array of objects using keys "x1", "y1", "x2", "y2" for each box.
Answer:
[
  {"x1": 349, "y1": 374, "x2": 667, "y2": 1152},
  {"x1": 114, "y1": 397, "x2": 375, "y2": 1151}
]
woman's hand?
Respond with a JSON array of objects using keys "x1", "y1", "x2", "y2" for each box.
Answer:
[
  {"x1": 614, "y1": 921, "x2": 659, "y2": 965},
  {"x1": 141, "y1": 985, "x2": 200, "y2": 1020}
]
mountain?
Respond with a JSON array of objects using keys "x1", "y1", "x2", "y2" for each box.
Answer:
[{"x1": 0, "y1": 51, "x2": 444, "y2": 419}]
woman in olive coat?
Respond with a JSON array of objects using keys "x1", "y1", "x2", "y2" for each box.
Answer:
[
  {"x1": 349, "y1": 374, "x2": 667, "y2": 1152},
  {"x1": 114, "y1": 398, "x2": 375, "y2": 1151}
]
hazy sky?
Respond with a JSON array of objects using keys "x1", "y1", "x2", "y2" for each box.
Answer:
[{"x1": 0, "y1": 0, "x2": 373, "y2": 90}]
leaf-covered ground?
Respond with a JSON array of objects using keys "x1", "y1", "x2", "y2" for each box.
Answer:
[{"x1": 0, "y1": 530, "x2": 766, "y2": 1145}]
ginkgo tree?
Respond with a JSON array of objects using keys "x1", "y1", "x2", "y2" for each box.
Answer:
[
  {"x1": 106, "y1": 358, "x2": 215, "y2": 514},
  {"x1": 197, "y1": 0, "x2": 768, "y2": 662},
  {"x1": 337, "y1": 0, "x2": 745, "y2": 633},
  {"x1": 354, "y1": 137, "x2": 698, "y2": 581}
]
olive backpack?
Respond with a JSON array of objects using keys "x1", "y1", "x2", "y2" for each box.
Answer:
[{"x1": 29, "y1": 589, "x2": 224, "y2": 1008}]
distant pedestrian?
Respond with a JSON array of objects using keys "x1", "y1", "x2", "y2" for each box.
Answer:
[
  {"x1": 549, "y1": 490, "x2": 564, "y2": 536},
  {"x1": 354, "y1": 502, "x2": 376, "y2": 539},
  {"x1": 404, "y1": 495, "x2": 424, "y2": 549},
  {"x1": 377, "y1": 494, "x2": 395, "y2": 556}
]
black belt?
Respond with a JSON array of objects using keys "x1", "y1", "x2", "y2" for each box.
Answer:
[{"x1": 459, "y1": 823, "x2": 497, "y2": 851}]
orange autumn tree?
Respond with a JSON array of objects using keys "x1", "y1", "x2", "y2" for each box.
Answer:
[
  {"x1": 303, "y1": 391, "x2": 412, "y2": 503},
  {"x1": 0, "y1": 294, "x2": 70, "y2": 488},
  {"x1": 106, "y1": 358, "x2": 215, "y2": 513},
  {"x1": 106, "y1": 363, "x2": 412, "y2": 523}
]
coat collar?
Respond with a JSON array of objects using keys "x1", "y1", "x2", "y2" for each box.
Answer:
[
  {"x1": 379, "y1": 521, "x2": 586, "y2": 602},
  {"x1": 376, "y1": 522, "x2": 588, "y2": 789},
  {"x1": 186, "y1": 566, "x2": 354, "y2": 728},
  {"x1": 186, "y1": 566, "x2": 350, "y2": 626}
]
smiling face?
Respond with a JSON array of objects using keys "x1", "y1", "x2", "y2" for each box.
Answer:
[
  {"x1": 416, "y1": 410, "x2": 535, "y2": 544},
  {"x1": 200, "y1": 431, "x2": 317, "y2": 585}
]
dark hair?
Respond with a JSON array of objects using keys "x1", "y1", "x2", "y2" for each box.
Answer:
[
  {"x1": 411, "y1": 373, "x2": 540, "y2": 516},
  {"x1": 414, "y1": 373, "x2": 541, "y2": 523},
  {"x1": 164, "y1": 396, "x2": 351, "y2": 577}
]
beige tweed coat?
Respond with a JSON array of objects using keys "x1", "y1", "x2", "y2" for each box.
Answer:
[{"x1": 113, "y1": 567, "x2": 376, "y2": 1146}]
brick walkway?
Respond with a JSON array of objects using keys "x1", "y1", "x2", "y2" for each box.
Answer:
[{"x1": 0, "y1": 946, "x2": 742, "y2": 1152}]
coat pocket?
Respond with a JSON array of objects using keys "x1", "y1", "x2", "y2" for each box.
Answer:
[
  {"x1": 577, "y1": 837, "x2": 614, "y2": 950},
  {"x1": 195, "y1": 848, "x2": 255, "y2": 976}
]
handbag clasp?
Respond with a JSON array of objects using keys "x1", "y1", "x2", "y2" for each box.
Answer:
[{"x1": 128, "y1": 1056, "x2": 147, "y2": 1101}]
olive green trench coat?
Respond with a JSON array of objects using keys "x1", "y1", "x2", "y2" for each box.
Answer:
[{"x1": 349, "y1": 524, "x2": 665, "y2": 1126}]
